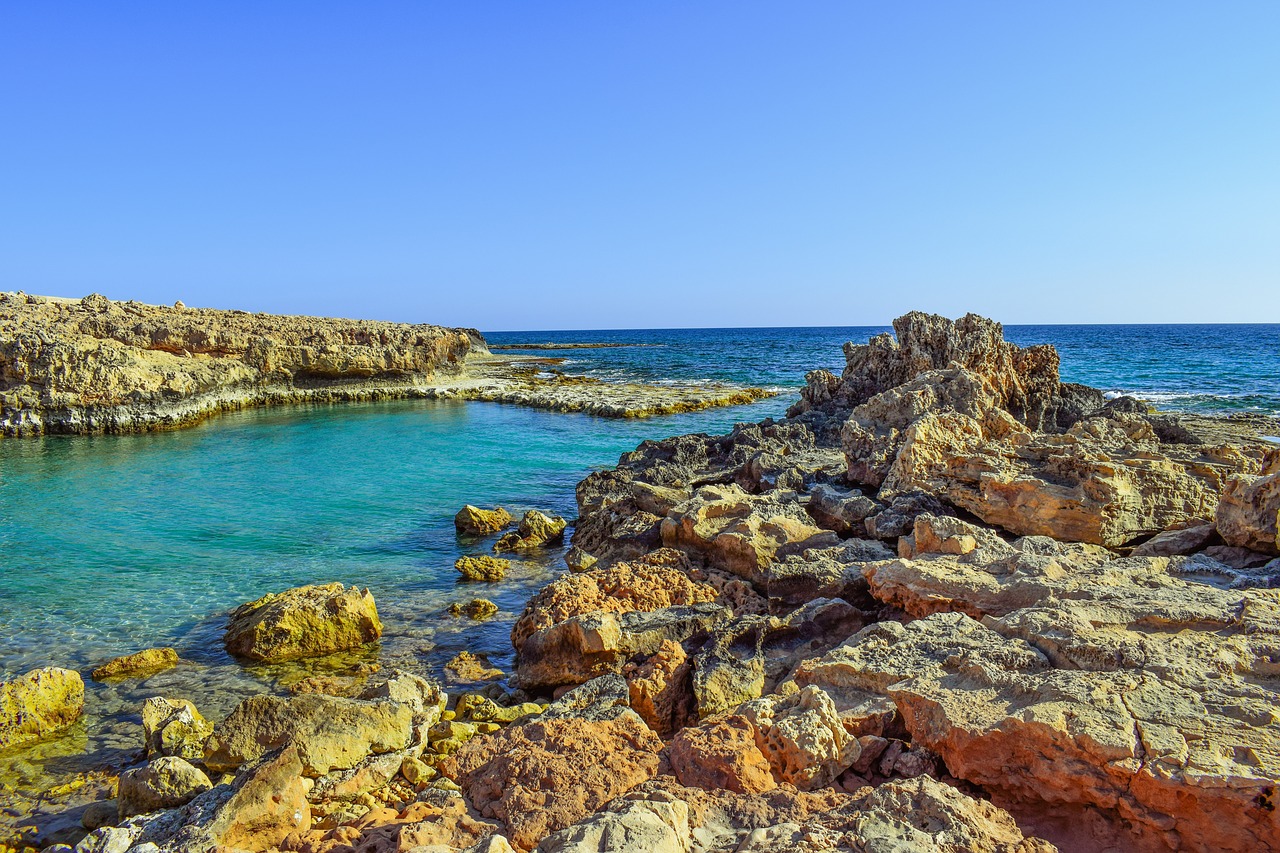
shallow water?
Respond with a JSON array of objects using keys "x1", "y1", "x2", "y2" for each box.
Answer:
[{"x1": 1, "y1": 321, "x2": 1277, "y2": 789}]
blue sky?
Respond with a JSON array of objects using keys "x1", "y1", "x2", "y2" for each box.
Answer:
[{"x1": 2, "y1": 2, "x2": 1277, "y2": 329}]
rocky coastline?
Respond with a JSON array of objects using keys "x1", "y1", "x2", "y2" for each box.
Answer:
[
  {"x1": 0, "y1": 293, "x2": 774, "y2": 436},
  {"x1": 4, "y1": 311, "x2": 1280, "y2": 853}
]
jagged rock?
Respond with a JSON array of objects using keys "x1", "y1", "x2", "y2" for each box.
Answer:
[
  {"x1": 91, "y1": 647, "x2": 179, "y2": 680},
  {"x1": 456, "y1": 555, "x2": 511, "y2": 581},
  {"x1": 623, "y1": 640, "x2": 692, "y2": 736},
  {"x1": 494, "y1": 510, "x2": 568, "y2": 553},
  {"x1": 538, "y1": 796, "x2": 691, "y2": 853},
  {"x1": 141, "y1": 697, "x2": 214, "y2": 761},
  {"x1": 897, "y1": 514, "x2": 1013, "y2": 561},
  {"x1": 456, "y1": 505, "x2": 514, "y2": 535},
  {"x1": 511, "y1": 549, "x2": 717, "y2": 652},
  {"x1": 277, "y1": 790, "x2": 499, "y2": 852},
  {"x1": 224, "y1": 583, "x2": 382, "y2": 662},
  {"x1": 515, "y1": 603, "x2": 729, "y2": 692},
  {"x1": 660, "y1": 485, "x2": 839, "y2": 583},
  {"x1": 564, "y1": 546, "x2": 598, "y2": 572},
  {"x1": 1217, "y1": 448, "x2": 1280, "y2": 555},
  {"x1": 1202, "y1": 544, "x2": 1274, "y2": 569},
  {"x1": 203, "y1": 693, "x2": 412, "y2": 776},
  {"x1": 117, "y1": 757, "x2": 213, "y2": 818},
  {"x1": 737, "y1": 685, "x2": 861, "y2": 791},
  {"x1": 669, "y1": 714, "x2": 776, "y2": 794},
  {"x1": 790, "y1": 602, "x2": 1280, "y2": 852},
  {"x1": 863, "y1": 491, "x2": 954, "y2": 540},
  {"x1": 804, "y1": 483, "x2": 879, "y2": 536},
  {"x1": 1130, "y1": 521, "x2": 1217, "y2": 557},
  {"x1": 879, "y1": 404, "x2": 1261, "y2": 546},
  {"x1": 358, "y1": 669, "x2": 446, "y2": 722},
  {"x1": 0, "y1": 667, "x2": 84, "y2": 750},
  {"x1": 444, "y1": 713, "x2": 663, "y2": 850}
]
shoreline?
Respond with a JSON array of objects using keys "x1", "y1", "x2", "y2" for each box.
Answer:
[{"x1": 4, "y1": 310, "x2": 1280, "y2": 852}]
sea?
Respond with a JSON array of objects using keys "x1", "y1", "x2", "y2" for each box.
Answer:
[{"x1": 0, "y1": 323, "x2": 1277, "y2": 787}]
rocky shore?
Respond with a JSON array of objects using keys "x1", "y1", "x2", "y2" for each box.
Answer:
[
  {"x1": 4, "y1": 311, "x2": 1280, "y2": 853},
  {"x1": 0, "y1": 293, "x2": 774, "y2": 436}
]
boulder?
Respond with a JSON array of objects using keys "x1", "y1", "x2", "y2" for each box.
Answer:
[
  {"x1": 538, "y1": 797, "x2": 691, "y2": 853},
  {"x1": 141, "y1": 697, "x2": 214, "y2": 761},
  {"x1": 451, "y1": 598, "x2": 500, "y2": 619},
  {"x1": 804, "y1": 483, "x2": 879, "y2": 536},
  {"x1": 1216, "y1": 448, "x2": 1280, "y2": 555},
  {"x1": 444, "y1": 714, "x2": 663, "y2": 850},
  {"x1": 224, "y1": 583, "x2": 382, "y2": 662},
  {"x1": 510, "y1": 549, "x2": 717, "y2": 652},
  {"x1": 444, "y1": 651, "x2": 505, "y2": 685},
  {"x1": 203, "y1": 693, "x2": 412, "y2": 776},
  {"x1": 737, "y1": 685, "x2": 861, "y2": 791},
  {"x1": 494, "y1": 510, "x2": 568, "y2": 553},
  {"x1": 0, "y1": 667, "x2": 84, "y2": 750},
  {"x1": 668, "y1": 714, "x2": 776, "y2": 794},
  {"x1": 117, "y1": 757, "x2": 213, "y2": 818},
  {"x1": 456, "y1": 555, "x2": 511, "y2": 582},
  {"x1": 91, "y1": 648, "x2": 179, "y2": 681},
  {"x1": 1130, "y1": 521, "x2": 1217, "y2": 557},
  {"x1": 456, "y1": 505, "x2": 514, "y2": 535},
  {"x1": 660, "y1": 485, "x2": 839, "y2": 583}
]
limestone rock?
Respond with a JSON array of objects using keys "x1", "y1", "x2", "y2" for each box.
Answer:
[
  {"x1": 451, "y1": 598, "x2": 500, "y2": 619},
  {"x1": 1130, "y1": 521, "x2": 1217, "y2": 557},
  {"x1": 805, "y1": 483, "x2": 879, "y2": 536},
  {"x1": 564, "y1": 545, "x2": 598, "y2": 572},
  {"x1": 668, "y1": 714, "x2": 776, "y2": 794},
  {"x1": 117, "y1": 756, "x2": 213, "y2": 818},
  {"x1": 623, "y1": 640, "x2": 692, "y2": 736},
  {"x1": 203, "y1": 693, "x2": 412, "y2": 776},
  {"x1": 660, "y1": 485, "x2": 839, "y2": 583},
  {"x1": 1216, "y1": 448, "x2": 1280, "y2": 555},
  {"x1": 737, "y1": 685, "x2": 861, "y2": 791},
  {"x1": 224, "y1": 583, "x2": 382, "y2": 662},
  {"x1": 91, "y1": 647, "x2": 179, "y2": 680},
  {"x1": 456, "y1": 505, "x2": 514, "y2": 535},
  {"x1": 0, "y1": 667, "x2": 84, "y2": 750},
  {"x1": 444, "y1": 714, "x2": 663, "y2": 850},
  {"x1": 538, "y1": 796, "x2": 691, "y2": 853},
  {"x1": 518, "y1": 509, "x2": 567, "y2": 545},
  {"x1": 510, "y1": 549, "x2": 717, "y2": 652},
  {"x1": 141, "y1": 696, "x2": 214, "y2": 761},
  {"x1": 456, "y1": 555, "x2": 511, "y2": 582},
  {"x1": 444, "y1": 651, "x2": 505, "y2": 685}
]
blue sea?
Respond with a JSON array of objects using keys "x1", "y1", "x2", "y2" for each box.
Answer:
[{"x1": 0, "y1": 323, "x2": 1277, "y2": 786}]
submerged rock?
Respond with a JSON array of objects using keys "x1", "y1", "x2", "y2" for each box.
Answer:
[
  {"x1": 450, "y1": 598, "x2": 500, "y2": 619},
  {"x1": 456, "y1": 555, "x2": 511, "y2": 581},
  {"x1": 224, "y1": 583, "x2": 382, "y2": 662},
  {"x1": 0, "y1": 667, "x2": 84, "y2": 750},
  {"x1": 91, "y1": 647, "x2": 179, "y2": 681}
]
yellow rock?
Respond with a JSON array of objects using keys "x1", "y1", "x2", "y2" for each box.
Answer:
[{"x1": 92, "y1": 647, "x2": 180, "y2": 680}]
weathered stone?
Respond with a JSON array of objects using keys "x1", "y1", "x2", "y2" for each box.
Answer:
[
  {"x1": 538, "y1": 796, "x2": 690, "y2": 853},
  {"x1": 669, "y1": 714, "x2": 776, "y2": 794},
  {"x1": 444, "y1": 714, "x2": 662, "y2": 850},
  {"x1": 737, "y1": 685, "x2": 861, "y2": 791},
  {"x1": 1217, "y1": 448, "x2": 1280, "y2": 555},
  {"x1": 456, "y1": 555, "x2": 511, "y2": 582},
  {"x1": 140, "y1": 696, "x2": 214, "y2": 761},
  {"x1": 456, "y1": 505, "x2": 513, "y2": 535},
  {"x1": 661, "y1": 485, "x2": 839, "y2": 583},
  {"x1": 203, "y1": 693, "x2": 412, "y2": 776},
  {"x1": 564, "y1": 545, "x2": 598, "y2": 572},
  {"x1": 451, "y1": 598, "x2": 500, "y2": 619},
  {"x1": 0, "y1": 667, "x2": 84, "y2": 750},
  {"x1": 117, "y1": 757, "x2": 213, "y2": 818},
  {"x1": 805, "y1": 483, "x2": 879, "y2": 536},
  {"x1": 623, "y1": 639, "x2": 692, "y2": 735},
  {"x1": 444, "y1": 651, "x2": 505, "y2": 685},
  {"x1": 91, "y1": 648, "x2": 179, "y2": 681},
  {"x1": 1130, "y1": 521, "x2": 1217, "y2": 557},
  {"x1": 224, "y1": 583, "x2": 382, "y2": 662}
]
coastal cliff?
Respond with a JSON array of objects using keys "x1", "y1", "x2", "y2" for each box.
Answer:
[
  {"x1": 0, "y1": 293, "x2": 774, "y2": 436},
  {"x1": 0, "y1": 292, "x2": 485, "y2": 436}
]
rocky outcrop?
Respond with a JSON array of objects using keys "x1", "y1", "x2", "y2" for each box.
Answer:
[
  {"x1": 224, "y1": 583, "x2": 382, "y2": 662},
  {"x1": 0, "y1": 292, "x2": 483, "y2": 436},
  {"x1": 444, "y1": 714, "x2": 664, "y2": 850},
  {"x1": 0, "y1": 666, "x2": 84, "y2": 750},
  {"x1": 494, "y1": 510, "x2": 568, "y2": 553},
  {"x1": 456, "y1": 555, "x2": 511, "y2": 581},
  {"x1": 141, "y1": 696, "x2": 214, "y2": 761},
  {"x1": 1217, "y1": 448, "x2": 1280, "y2": 555},
  {"x1": 203, "y1": 693, "x2": 412, "y2": 776}
]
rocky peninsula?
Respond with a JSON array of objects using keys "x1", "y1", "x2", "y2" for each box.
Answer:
[
  {"x1": 4, "y1": 312, "x2": 1280, "y2": 853},
  {"x1": 0, "y1": 293, "x2": 774, "y2": 436}
]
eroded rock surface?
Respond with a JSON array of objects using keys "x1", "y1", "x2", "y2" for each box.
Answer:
[
  {"x1": 0, "y1": 667, "x2": 84, "y2": 750},
  {"x1": 224, "y1": 583, "x2": 383, "y2": 662}
]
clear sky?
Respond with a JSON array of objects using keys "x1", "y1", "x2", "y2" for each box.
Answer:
[{"x1": 2, "y1": 3, "x2": 1277, "y2": 329}]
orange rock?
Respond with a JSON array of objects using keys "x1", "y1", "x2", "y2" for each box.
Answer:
[
  {"x1": 444, "y1": 714, "x2": 662, "y2": 850},
  {"x1": 668, "y1": 714, "x2": 776, "y2": 794},
  {"x1": 623, "y1": 640, "x2": 692, "y2": 736}
]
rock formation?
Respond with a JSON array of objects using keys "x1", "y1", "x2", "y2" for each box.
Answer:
[
  {"x1": 224, "y1": 583, "x2": 383, "y2": 662},
  {"x1": 0, "y1": 667, "x2": 84, "y2": 750}
]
